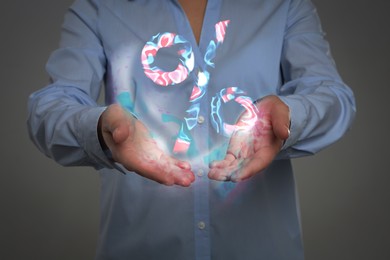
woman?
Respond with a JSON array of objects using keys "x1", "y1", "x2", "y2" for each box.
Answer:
[{"x1": 28, "y1": 0, "x2": 356, "y2": 259}]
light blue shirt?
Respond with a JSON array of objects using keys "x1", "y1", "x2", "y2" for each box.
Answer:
[{"x1": 27, "y1": 0, "x2": 356, "y2": 259}]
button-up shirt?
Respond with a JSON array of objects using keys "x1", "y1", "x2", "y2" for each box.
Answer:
[{"x1": 27, "y1": 0, "x2": 356, "y2": 259}]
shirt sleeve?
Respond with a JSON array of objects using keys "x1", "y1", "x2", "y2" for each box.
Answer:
[
  {"x1": 277, "y1": 0, "x2": 356, "y2": 158},
  {"x1": 27, "y1": 0, "x2": 116, "y2": 170}
]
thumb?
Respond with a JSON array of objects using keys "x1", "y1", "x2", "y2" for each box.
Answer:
[
  {"x1": 101, "y1": 104, "x2": 131, "y2": 144},
  {"x1": 270, "y1": 98, "x2": 290, "y2": 140}
]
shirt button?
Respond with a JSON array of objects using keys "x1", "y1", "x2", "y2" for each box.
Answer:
[
  {"x1": 197, "y1": 116, "x2": 205, "y2": 124},
  {"x1": 198, "y1": 221, "x2": 206, "y2": 230},
  {"x1": 197, "y1": 170, "x2": 204, "y2": 177}
]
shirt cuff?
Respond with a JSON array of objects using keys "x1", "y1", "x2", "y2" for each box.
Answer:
[
  {"x1": 77, "y1": 106, "x2": 126, "y2": 173},
  {"x1": 278, "y1": 95, "x2": 308, "y2": 150}
]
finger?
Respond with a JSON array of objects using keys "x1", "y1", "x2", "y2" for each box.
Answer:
[
  {"x1": 134, "y1": 159, "x2": 194, "y2": 187},
  {"x1": 175, "y1": 160, "x2": 191, "y2": 170},
  {"x1": 230, "y1": 156, "x2": 269, "y2": 182},
  {"x1": 208, "y1": 168, "x2": 231, "y2": 181},
  {"x1": 208, "y1": 160, "x2": 239, "y2": 181},
  {"x1": 173, "y1": 169, "x2": 195, "y2": 187},
  {"x1": 111, "y1": 122, "x2": 131, "y2": 144},
  {"x1": 163, "y1": 166, "x2": 194, "y2": 187},
  {"x1": 102, "y1": 104, "x2": 132, "y2": 144},
  {"x1": 166, "y1": 157, "x2": 195, "y2": 186},
  {"x1": 172, "y1": 163, "x2": 195, "y2": 186},
  {"x1": 168, "y1": 156, "x2": 193, "y2": 174},
  {"x1": 209, "y1": 153, "x2": 236, "y2": 169},
  {"x1": 270, "y1": 100, "x2": 290, "y2": 140}
]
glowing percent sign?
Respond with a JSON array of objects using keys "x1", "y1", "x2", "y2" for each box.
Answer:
[{"x1": 141, "y1": 20, "x2": 258, "y2": 154}]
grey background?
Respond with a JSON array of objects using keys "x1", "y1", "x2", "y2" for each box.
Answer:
[{"x1": 1, "y1": 0, "x2": 389, "y2": 259}]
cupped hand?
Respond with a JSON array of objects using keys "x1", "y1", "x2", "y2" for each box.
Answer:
[
  {"x1": 208, "y1": 96, "x2": 290, "y2": 182},
  {"x1": 99, "y1": 104, "x2": 195, "y2": 187}
]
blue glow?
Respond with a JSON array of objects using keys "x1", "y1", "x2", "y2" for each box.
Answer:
[
  {"x1": 117, "y1": 92, "x2": 134, "y2": 113},
  {"x1": 184, "y1": 104, "x2": 200, "y2": 130},
  {"x1": 204, "y1": 41, "x2": 217, "y2": 68},
  {"x1": 211, "y1": 95, "x2": 223, "y2": 134}
]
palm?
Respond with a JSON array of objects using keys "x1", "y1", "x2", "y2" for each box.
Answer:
[
  {"x1": 208, "y1": 96, "x2": 289, "y2": 182},
  {"x1": 101, "y1": 104, "x2": 195, "y2": 187}
]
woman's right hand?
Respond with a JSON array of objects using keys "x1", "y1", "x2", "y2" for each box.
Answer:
[{"x1": 98, "y1": 104, "x2": 195, "y2": 187}]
